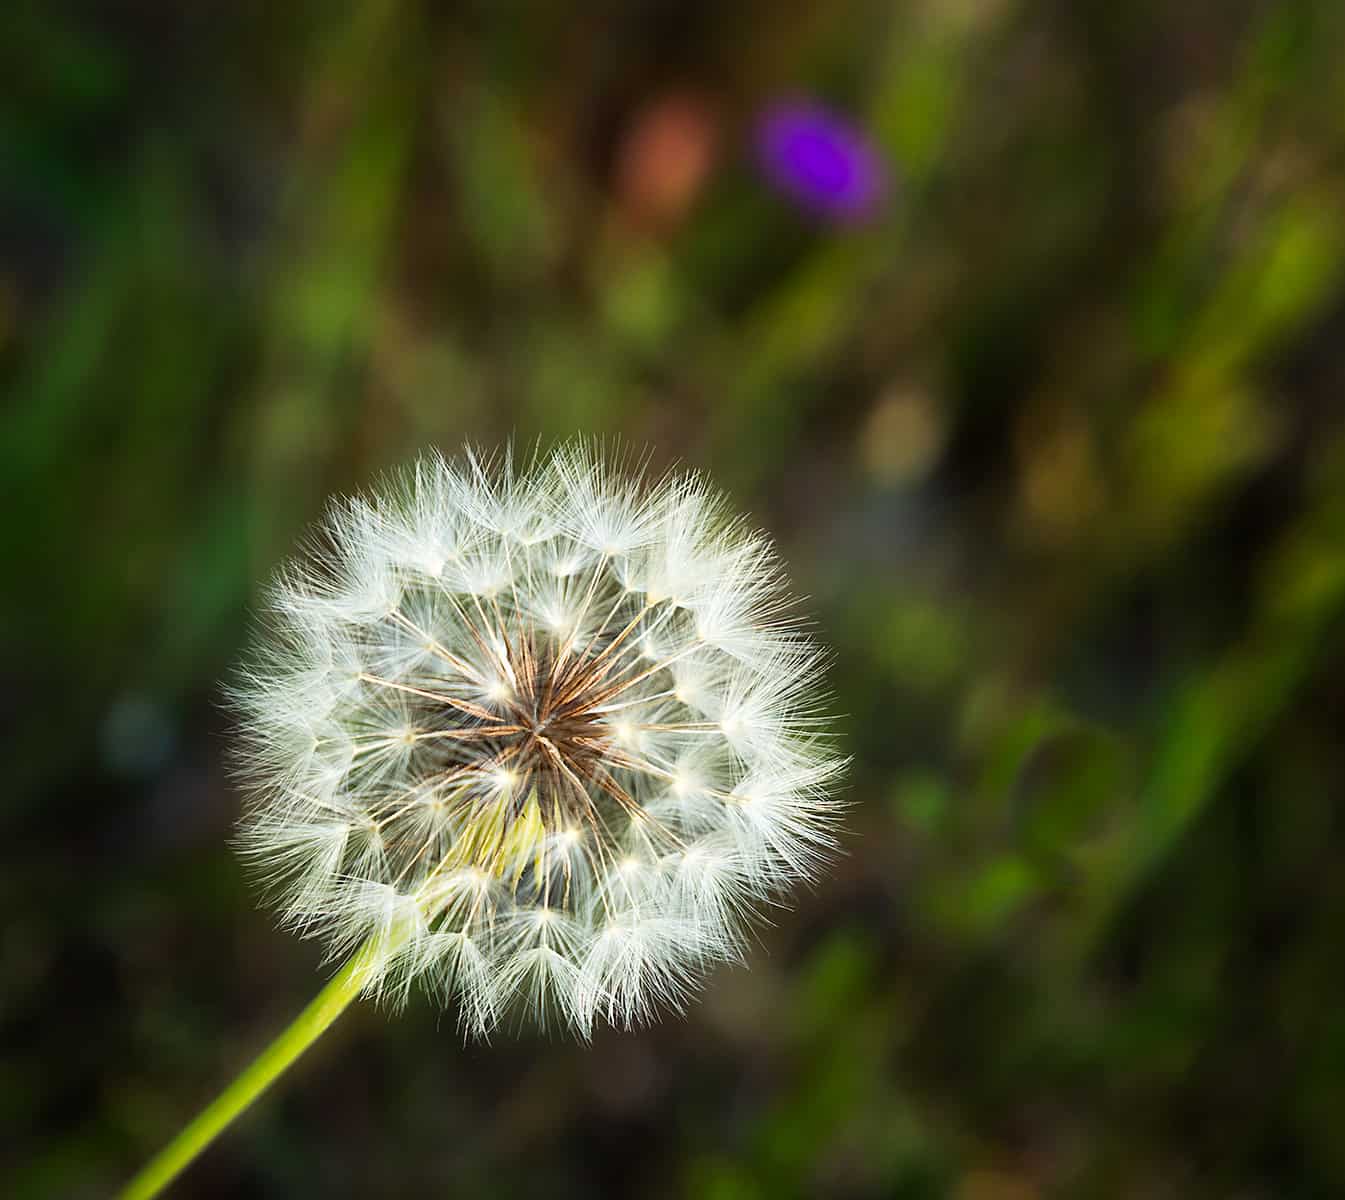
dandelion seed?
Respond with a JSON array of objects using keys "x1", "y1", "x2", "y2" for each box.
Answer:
[{"x1": 233, "y1": 441, "x2": 848, "y2": 1036}]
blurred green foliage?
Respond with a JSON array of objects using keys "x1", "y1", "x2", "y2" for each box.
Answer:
[{"x1": 6, "y1": 1, "x2": 1345, "y2": 1196}]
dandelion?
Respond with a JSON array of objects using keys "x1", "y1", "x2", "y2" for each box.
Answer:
[{"x1": 122, "y1": 443, "x2": 847, "y2": 1198}]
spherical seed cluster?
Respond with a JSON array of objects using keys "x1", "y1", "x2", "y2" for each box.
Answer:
[{"x1": 233, "y1": 445, "x2": 846, "y2": 1036}]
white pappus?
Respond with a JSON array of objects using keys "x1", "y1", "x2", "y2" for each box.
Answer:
[{"x1": 231, "y1": 443, "x2": 848, "y2": 1037}]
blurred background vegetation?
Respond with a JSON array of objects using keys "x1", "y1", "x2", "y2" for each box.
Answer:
[{"x1": 6, "y1": 1, "x2": 1345, "y2": 1196}]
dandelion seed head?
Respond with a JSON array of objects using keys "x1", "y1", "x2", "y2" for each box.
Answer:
[{"x1": 232, "y1": 443, "x2": 847, "y2": 1037}]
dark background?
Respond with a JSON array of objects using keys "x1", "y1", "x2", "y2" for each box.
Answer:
[{"x1": 7, "y1": 1, "x2": 1345, "y2": 1196}]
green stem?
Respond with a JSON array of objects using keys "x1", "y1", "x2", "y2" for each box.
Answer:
[{"x1": 119, "y1": 950, "x2": 372, "y2": 1200}]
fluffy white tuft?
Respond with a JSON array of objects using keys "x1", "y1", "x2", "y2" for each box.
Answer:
[{"x1": 232, "y1": 443, "x2": 847, "y2": 1037}]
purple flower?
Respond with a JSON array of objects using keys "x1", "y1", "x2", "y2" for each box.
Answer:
[{"x1": 754, "y1": 99, "x2": 887, "y2": 222}]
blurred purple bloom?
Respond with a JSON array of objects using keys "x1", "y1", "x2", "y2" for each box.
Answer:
[{"x1": 754, "y1": 99, "x2": 887, "y2": 222}]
